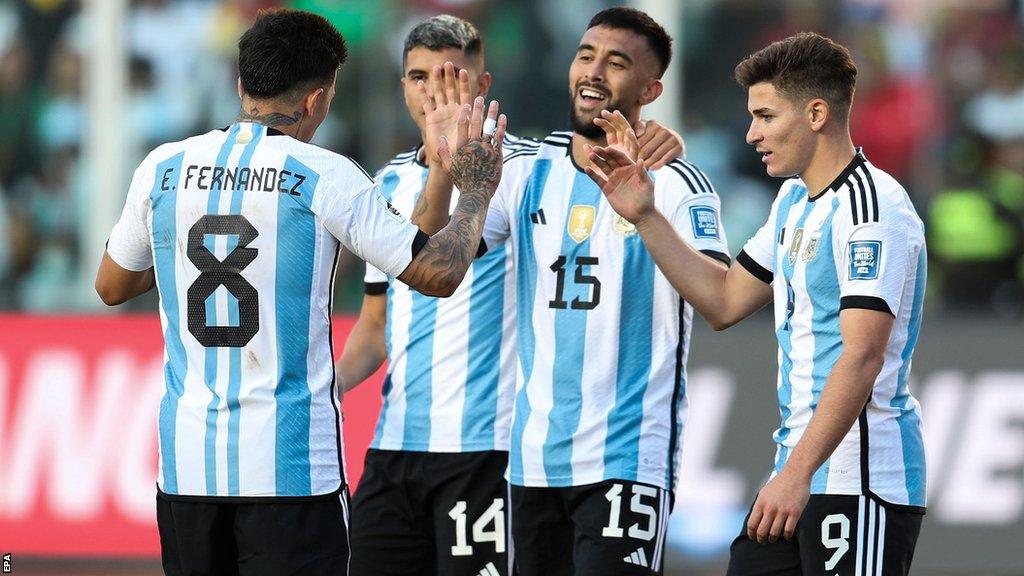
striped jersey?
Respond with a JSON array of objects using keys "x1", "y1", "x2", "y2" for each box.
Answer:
[
  {"x1": 483, "y1": 131, "x2": 730, "y2": 491},
  {"x1": 736, "y1": 150, "x2": 927, "y2": 510},
  {"x1": 364, "y1": 137, "x2": 528, "y2": 452},
  {"x1": 106, "y1": 122, "x2": 423, "y2": 498}
]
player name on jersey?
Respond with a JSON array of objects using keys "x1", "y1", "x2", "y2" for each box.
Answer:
[{"x1": 179, "y1": 163, "x2": 307, "y2": 196}]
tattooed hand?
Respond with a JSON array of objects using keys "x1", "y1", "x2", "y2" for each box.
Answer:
[
  {"x1": 437, "y1": 96, "x2": 507, "y2": 197},
  {"x1": 397, "y1": 97, "x2": 508, "y2": 297}
]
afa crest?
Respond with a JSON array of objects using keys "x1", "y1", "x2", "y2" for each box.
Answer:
[
  {"x1": 613, "y1": 214, "x2": 636, "y2": 236},
  {"x1": 802, "y1": 230, "x2": 822, "y2": 262},
  {"x1": 568, "y1": 205, "x2": 596, "y2": 243}
]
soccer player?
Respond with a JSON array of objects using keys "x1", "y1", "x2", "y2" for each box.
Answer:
[
  {"x1": 338, "y1": 15, "x2": 685, "y2": 576},
  {"x1": 584, "y1": 33, "x2": 927, "y2": 576},
  {"x1": 455, "y1": 8, "x2": 727, "y2": 575},
  {"x1": 93, "y1": 9, "x2": 507, "y2": 575}
]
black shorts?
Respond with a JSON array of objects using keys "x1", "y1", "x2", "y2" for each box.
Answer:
[
  {"x1": 511, "y1": 480, "x2": 671, "y2": 576},
  {"x1": 727, "y1": 494, "x2": 923, "y2": 576},
  {"x1": 349, "y1": 449, "x2": 511, "y2": 576},
  {"x1": 156, "y1": 488, "x2": 350, "y2": 576}
]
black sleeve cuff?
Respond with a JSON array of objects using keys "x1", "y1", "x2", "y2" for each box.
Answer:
[
  {"x1": 410, "y1": 229, "x2": 430, "y2": 260},
  {"x1": 701, "y1": 249, "x2": 731, "y2": 266},
  {"x1": 737, "y1": 250, "x2": 773, "y2": 284},
  {"x1": 476, "y1": 239, "x2": 489, "y2": 258},
  {"x1": 840, "y1": 295, "x2": 893, "y2": 316},
  {"x1": 364, "y1": 282, "x2": 388, "y2": 295}
]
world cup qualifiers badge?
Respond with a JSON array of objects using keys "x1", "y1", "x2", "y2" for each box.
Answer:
[{"x1": 849, "y1": 240, "x2": 881, "y2": 280}]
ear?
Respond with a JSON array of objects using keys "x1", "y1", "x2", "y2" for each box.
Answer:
[
  {"x1": 237, "y1": 77, "x2": 244, "y2": 100},
  {"x1": 477, "y1": 71, "x2": 492, "y2": 99},
  {"x1": 807, "y1": 98, "x2": 829, "y2": 132},
  {"x1": 305, "y1": 86, "x2": 326, "y2": 116},
  {"x1": 639, "y1": 78, "x2": 663, "y2": 106}
]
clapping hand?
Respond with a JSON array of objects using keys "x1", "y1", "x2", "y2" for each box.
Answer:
[
  {"x1": 584, "y1": 110, "x2": 656, "y2": 225},
  {"x1": 416, "y1": 61, "x2": 474, "y2": 167},
  {"x1": 436, "y1": 95, "x2": 507, "y2": 196}
]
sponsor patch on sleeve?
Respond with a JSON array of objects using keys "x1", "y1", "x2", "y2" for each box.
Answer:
[
  {"x1": 848, "y1": 240, "x2": 881, "y2": 280},
  {"x1": 690, "y1": 206, "x2": 720, "y2": 239},
  {"x1": 376, "y1": 193, "x2": 407, "y2": 224}
]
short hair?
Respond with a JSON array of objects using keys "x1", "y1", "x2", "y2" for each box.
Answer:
[
  {"x1": 587, "y1": 7, "x2": 672, "y2": 77},
  {"x1": 238, "y1": 8, "x2": 348, "y2": 100},
  {"x1": 403, "y1": 15, "x2": 483, "y2": 65},
  {"x1": 734, "y1": 32, "x2": 858, "y2": 120}
]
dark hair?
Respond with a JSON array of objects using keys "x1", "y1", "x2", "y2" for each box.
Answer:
[
  {"x1": 238, "y1": 8, "x2": 348, "y2": 100},
  {"x1": 587, "y1": 7, "x2": 672, "y2": 77},
  {"x1": 403, "y1": 15, "x2": 483, "y2": 65},
  {"x1": 734, "y1": 32, "x2": 857, "y2": 120}
]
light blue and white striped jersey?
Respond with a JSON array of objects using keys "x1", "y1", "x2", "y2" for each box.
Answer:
[
  {"x1": 106, "y1": 122, "x2": 423, "y2": 498},
  {"x1": 737, "y1": 150, "x2": 928, "y2": 510},
  {"x1": 483, "y1": 131, "x2": 730, "y2": 492},
  {"x1": 364, "y1": 137, "x2": 528, "y2": 452}
]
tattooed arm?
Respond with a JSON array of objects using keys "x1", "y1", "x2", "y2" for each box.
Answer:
[{"x1": 397, "y1": 97, "x2": 507, "y2": 297}]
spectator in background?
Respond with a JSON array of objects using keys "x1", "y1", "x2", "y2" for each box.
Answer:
[
  {"x1": 0, "y1": 37, "x2": 39, "y2": 188},
  {"x1": 36, "y1": 43, "x2": 82, "y2": 151}
]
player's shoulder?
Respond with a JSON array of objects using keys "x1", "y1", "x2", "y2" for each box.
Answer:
[
  {"x1": 136, "y1": 129, "x2": 223, "y2": 171},
  {"x1": 833, "y1": 150, "x2": 919, "y2": 228},
  {"x1": 655, "y1": 158, "x2": 717, "y2": 197},
  {"x1": 274, "y1": 136, "x2": 375, "y2": 187},
  {"x1": 374, "y1": 145, "x2": 424, "y2": 180},
  {"x1": 502, "y1": 132, "x2": 542, "y2": 159}
]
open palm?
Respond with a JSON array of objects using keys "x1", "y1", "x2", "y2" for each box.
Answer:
[
  {"x1": 584, "y1": 110, "x2": 656, "y2": 224},
  {"x1": 418, "y1": 62, "x2": 473, "y2": 166}
]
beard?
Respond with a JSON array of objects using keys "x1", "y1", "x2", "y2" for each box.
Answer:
[{"x1": 568, "y1": 97, "x2": 622, "y2": 139}]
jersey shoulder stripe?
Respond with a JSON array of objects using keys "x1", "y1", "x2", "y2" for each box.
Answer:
[{"x1": 665, "y1": 159, "x2": 714, "y2": 195}]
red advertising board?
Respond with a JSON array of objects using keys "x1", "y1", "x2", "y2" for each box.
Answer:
[{"x1": 0, "y1": 314, "x2": 383, "y2": 557}]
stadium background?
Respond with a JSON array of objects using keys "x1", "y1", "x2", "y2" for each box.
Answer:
[{"x1": 0, "y1": 0, "x2": 1022, "y2": 574}]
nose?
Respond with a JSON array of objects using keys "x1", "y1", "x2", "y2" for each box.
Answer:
[{"x1": 746, "y1": 121, "x2": 761, "y2": 146}]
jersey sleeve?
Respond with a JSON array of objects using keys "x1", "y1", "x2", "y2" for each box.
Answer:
[
  {"x1": 482, "y1": 154, "x2": 531, "y2": 247},
  {"x1": 363, "y1": 262, "x2": 389, "y2": 295},
  {"x1": 313, "y1": 164, "x2": 424, "y2": 279},
  {"x1": 737, "y1": 185, "x2": 787, "y2": 284},
  {"x1": 660, "y1": 162, "x2": 730, "y2": 265},
  {"x1": 832, "y1": 204, "x2": 913, "y2": 316},
  {"x1": 106, "y1": 161, "x2": 155, "y2": 271}
]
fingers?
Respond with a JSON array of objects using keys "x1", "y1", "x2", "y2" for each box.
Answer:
[
  {"x1": 455, "y1": 103, "x2": 471, "y2": 149},
  {"x1": 746, "y1": 502, "x2": 763, "y2": 542},
  {"x1": 417, "y1": 80, "x2": 434, "y2": 116},
  {"x1": 597, "y1": 145, "x2": 637, "y2": 169},
  {"x1": 491, "y1": 113, "x2": 507, "y2": 149},
  {"x1": 642, "y1": 138, "x2": 680, "y2": 170},
  {"x1": 767, "y1": 511, "x2": 787, "y2": 544},
  {"x1": 783, "y1": 514, "x2": 799, "y2": 541},
  {"x1": 431, "y1": 64, "x2": 445, "y2": 109},
  {"x1": 468, "y1": 96, "x2": 485, "y2": 140},
  {"x1": 484, "y1": 99, "x2": 500, "y2": 137},
  {"x1": 584, "y1": 164, "x2": 609, "y2": 188},
  {"x1": 587, "y1": 149, "x2": 614, "y2": 177},
  {"x1": 443, "y1": 61, "x2": 458, "y2": 106},
  {"x1": 437, "y1": 135, "x2": 453, "y2": 171},
  {"x1": 458, "y1": 67, "x2": 472, "y2": 106}
]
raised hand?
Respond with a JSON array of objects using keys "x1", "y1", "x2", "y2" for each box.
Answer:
[
  {"x1": 634, "y1": 119, "x2": 686, "y2": 169},
  {"x1": 585, "y1": 110, "x2": 655, "y2": 225},
  {"x1": 417, "y1": 61, "x2": 473, "y2": 166},
  {"x1": 437, "y1": 95, "x2": 506, "y2": 197}
]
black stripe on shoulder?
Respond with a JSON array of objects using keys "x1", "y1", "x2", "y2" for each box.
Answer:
[
  {"x1": 665, "y1": 161, "x2": 702, "y2": 194},
  {"x1": 364, "y1": 281, "x2": 388, "y2": 296},
  {"x1": 737, "y1": 250, "x2": 773, "y2": 284},
  {"x1": 546, "y1": 131, "x2": 573, "y2": 141},
  {"x1": 675, "y1": 160, "x2": 714, "y2": 194},
  {"x1": 859, "y1": 166, "x2": 880, "y2": 223},
  {"x1": 504, "y1": 148, "x2": 540, "y2": 163},
  {"x1": 847, "y1": 174, "x2": 862, "y2": 226},
  {"x1": 840, "y1": 295, "x2": 893, "y2": 316},
  {"x1": 344, "y1": 156, "x2": 374, "y2": 182},
  {"x1": 504, "y1": 139, "x2": 541, "y2": 153}
]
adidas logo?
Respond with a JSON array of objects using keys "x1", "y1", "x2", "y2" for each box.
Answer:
[
  {"x1": 475, "y1": 561, "x2": 501, "y2": 576},
  {"x1": 530, "y1": 209, "x2": 547, "y2": 225},
  {"x1": 623, "y1": 547, "x2": 649, "y2": 568}
]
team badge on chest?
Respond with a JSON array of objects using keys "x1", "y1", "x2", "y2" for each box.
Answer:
[
  {"x1": 801, "y1": 230, "x2": 822, "y2": 262},
  {"x1": 568, "y1": 205, "x2": 596, "y2": 243},
  {"x1": 613, "y1": 213, "x2": 636, "y2": 236}
]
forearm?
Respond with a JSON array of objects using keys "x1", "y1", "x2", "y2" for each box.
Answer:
[
  {"x1": 338, "y1": 323, "x2": 386, "y2": 392},
  {"x1": 780, "y1": 350, "x2": 883, "y2": 481},
  {"x1": 411, "y1": 164, "x2": 454, "y2": 235},
  {"x1": 634, "y1": 210, "x2": 737, "y2": 326},
  {"x1": 397, "y1": 186, "x2": 491, "y2": 297}
]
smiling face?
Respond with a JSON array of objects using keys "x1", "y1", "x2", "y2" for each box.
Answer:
[
  {"x1": 401, "y1": 46, "x2": 489, "y2": 133},
  {"x1": 745, "y1": 81, "x2": 818, "y2": 178},
  {"x1": 568, "y1": 25, "x2": 662, "y2": 138}
]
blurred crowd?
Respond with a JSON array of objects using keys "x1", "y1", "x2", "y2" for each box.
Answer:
[{"x1": 0, "y1": 0, "x2": 1021, "y2": 315}]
